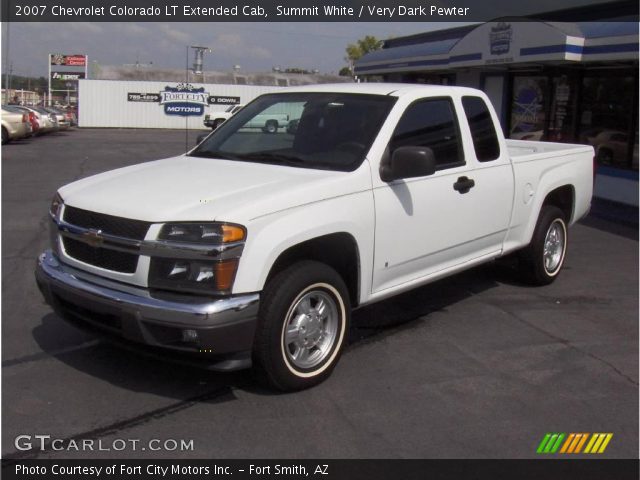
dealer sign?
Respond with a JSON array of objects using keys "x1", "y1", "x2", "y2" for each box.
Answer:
[{"x1": 160, "y1": 83, "x2": 209, "y2": 116}]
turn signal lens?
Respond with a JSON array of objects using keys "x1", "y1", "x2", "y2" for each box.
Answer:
[
  {"x1": 222, "y1": 225, "x2": 245, "y2": 243},
  {"x1": 215, "y1": 259, "x2": 239, "y2": 291}
]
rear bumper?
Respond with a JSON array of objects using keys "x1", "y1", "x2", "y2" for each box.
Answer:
[{"x1": 35, "y1": 250, "x2": 260, "y2": 371}]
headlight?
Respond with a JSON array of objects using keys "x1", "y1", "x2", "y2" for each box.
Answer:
[
  {"x1": 50, "y1": 192, "x2": 63, "y2": 220},
  {"x1": 149, "y1": 222, "x2": 245, "y2": 294},
  {"x1": 158, "y1": 222, "x2": 245, "y2": 244},
  {"x1": 149, "y1": 258, "x2": 239, "y2": 294}
]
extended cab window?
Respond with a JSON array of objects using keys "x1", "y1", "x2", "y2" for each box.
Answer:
[
  {"x1": 390, "y1": 98, "x2": 464, "y2": 170},
  {"x1": 462, "y1": 96, "x2": 501, "y2": 162}
]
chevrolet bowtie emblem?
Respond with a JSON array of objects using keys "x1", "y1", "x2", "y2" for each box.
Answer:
[{"x1": 83, "y1": 229, "x2": 104, "y2": 248}]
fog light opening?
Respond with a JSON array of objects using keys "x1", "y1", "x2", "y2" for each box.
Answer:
[{"x1": 182, "y1": 329, "x2": 199, "y2": 344}]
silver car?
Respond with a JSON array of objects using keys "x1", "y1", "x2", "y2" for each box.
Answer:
[{"x1": 1, "y1": 106, "x2": 32, "y2": 143}]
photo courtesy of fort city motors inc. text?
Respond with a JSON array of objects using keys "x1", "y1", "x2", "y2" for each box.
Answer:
[{"x1": 0, "y1": 0, "x2": 638, "y2": 479}]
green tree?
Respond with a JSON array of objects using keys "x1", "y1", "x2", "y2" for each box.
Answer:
[{"x1": 344, "y1": 35, "x2": 383, "y2": 74}]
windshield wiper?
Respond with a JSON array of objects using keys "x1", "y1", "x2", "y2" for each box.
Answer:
[
  {"x1": 239, "y1": 152, "x2": 305, "y2": 166},
  {"x1": 188, "y1": 150, "x2": 237, "y2": 160}
]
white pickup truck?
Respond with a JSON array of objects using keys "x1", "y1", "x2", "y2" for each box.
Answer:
[
  {"x1": 36, "y1": 84, "x2": 593, "y2": 391},
  {"x1": 204, "y1": 104, "x2": 290, "y2": 133}
]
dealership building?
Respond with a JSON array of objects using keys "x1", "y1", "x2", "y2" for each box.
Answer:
[{"x1": 355, "y1": 7, "x2": 638, "y2": 207}]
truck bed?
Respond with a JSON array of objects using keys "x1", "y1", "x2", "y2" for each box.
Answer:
[{"x1": 507, "y1": 139, "x2": 593, "y2": 162}]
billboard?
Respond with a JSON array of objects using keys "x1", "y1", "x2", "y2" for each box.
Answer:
[
  {"x1": 50, "y1": 54, "x2": 87, "y2": 67},
  {"x1": 51, "y1": 72, "x2": 86, "y2": 81}
]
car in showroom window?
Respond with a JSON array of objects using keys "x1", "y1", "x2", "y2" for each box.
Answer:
[{"x1": 189, "y1": 92, "x2": 396, "y2": 172}]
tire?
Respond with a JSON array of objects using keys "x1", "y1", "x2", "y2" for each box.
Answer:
[
  {"x1": 212, "y1": 118, "x2": 224, "y2": 130},
  {"x1": 1, "y1": 127, "x2": 8, "y2": 145},
  {"x1": 253, "y1": 261, "x2": 351, "y2": 391},
  {"x1": 518, "y1": 205, "x2": 568, "y2": 285},
  {"x1": 263, "y1": 120, "x2": 278, "y2": 134}
]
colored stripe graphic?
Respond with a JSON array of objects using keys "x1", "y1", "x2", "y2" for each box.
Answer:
[
  {"x1": 536, "y1": 434, "x2": 552, "y2": 453},
  {"x1": 585, "y1": 433, "x2": 613, "y2": 454},
  {"x1": 560, "y1": 433, "x2": 575, "y2": 453},
  {"x1": 538, "y1": 433, "x2": 613, "y2": 454},
  {"x1": 537, "y1": 433, "x2": 565, "y2": 453},
  {"x1": 574, "y1": 433, "x2": 589, "y2": 453}
]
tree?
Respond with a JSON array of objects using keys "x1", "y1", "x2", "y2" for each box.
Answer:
[
  {"x1": 338, "y1": 66, "x2": 352, "y2": 77},
  {"x1": 344, "y1": 35, "x2": 383, "y2": 74}
]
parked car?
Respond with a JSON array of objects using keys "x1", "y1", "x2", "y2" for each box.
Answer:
[
  {"x1": 204, "y1": 104, "x2": 244, "y2": 130},
  {"x1": 21, "y1": 106, "x2": 58, "y2": 133},
  {"x1": 241, "y1": 110, "x2": 290, "y2": 133},
  {"x1": 9, "y1": 105, "x2": 42, "y2": 135},
  {"x1": 586, "y1": 130, "x2": 634, "y2": 168},
  {"x1": 43, "y1": 107, "x2": 70, "y2": 130},
  {"x1": 36, "y1": 85, "x2": 594, "y2": 391},
  {"x1": 1, "y1": 106, "x2": 32, "y2": 144}
]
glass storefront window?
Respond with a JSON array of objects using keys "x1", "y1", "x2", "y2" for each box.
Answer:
[
  {"x1": 509, "y1": 76, "x2": 547, "y2": 141},
  {"x1": 548, "y1": 75, "x2": 576, "y2": 142},
  {"x1": 578, "y1": 76, "x2": 636, "y2": 170}
]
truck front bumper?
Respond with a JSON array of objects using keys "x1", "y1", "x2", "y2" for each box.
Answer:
[{"x1": 35, "y1": 250, "x2": 260, "y2": 371}]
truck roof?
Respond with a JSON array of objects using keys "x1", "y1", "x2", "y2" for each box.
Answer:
[{"x1": 280, "y1": 83, "x2": 482, "y2": 98}]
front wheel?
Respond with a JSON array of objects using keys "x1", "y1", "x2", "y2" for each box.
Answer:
[
  {"x1": 518, "y1": 205, "x2": 568, "y2": 285},
  {"x1": 253, "y1": 261, "x2": 350, "y2": 391}
]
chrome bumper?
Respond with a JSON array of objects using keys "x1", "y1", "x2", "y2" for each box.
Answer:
[{"x1": 36, "y1": 250, "x2": 259, "y2": 370}]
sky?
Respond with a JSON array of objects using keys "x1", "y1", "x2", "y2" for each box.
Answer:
[
  {"x1": 2, "y1": 22, "x2": 476, "y2": 78},
  {"x1": 0, "y1": 0, "x2": 611, "y2": 78}
]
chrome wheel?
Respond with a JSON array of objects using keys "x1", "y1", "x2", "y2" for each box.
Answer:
[
  {"x1": 543, "y1": 219, "x2": 566, "y2": 274},
  {"x1": 282, "y1": 289, "x2": 339, "y2": 370}
]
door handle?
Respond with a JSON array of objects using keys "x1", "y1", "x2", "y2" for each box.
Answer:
[{"x1": 453, "y1": 176, "x2": 475, "y2": 194}]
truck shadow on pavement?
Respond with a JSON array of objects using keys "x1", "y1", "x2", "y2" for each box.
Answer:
[{"x1": 30, "y1": 263, "x2": 515, "y2": 402}]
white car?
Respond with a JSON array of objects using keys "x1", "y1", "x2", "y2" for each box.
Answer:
[{"x1": 36, "y1": 84, "x2": 593, "y2": 391}]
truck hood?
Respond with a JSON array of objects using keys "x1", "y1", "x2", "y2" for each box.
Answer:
[{"x1": 59, "y1": 155, "x2": 371, "y2": 223}]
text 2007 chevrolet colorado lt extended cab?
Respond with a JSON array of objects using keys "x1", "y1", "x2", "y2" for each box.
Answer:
[{"x1": 36, "y1": 84, "x2": 594, "y2": 390}]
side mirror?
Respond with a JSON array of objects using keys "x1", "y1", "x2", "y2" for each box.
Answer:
[{"x1": 380, "y1": 146, "x2": 437, "y2": 182}]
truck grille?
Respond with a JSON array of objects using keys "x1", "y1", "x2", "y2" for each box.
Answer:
[
  {"x1": 62, "y1": 237, "x2": 139, "y2": 273},
  {"x1": 64, "y1": 206, "x2": 150, "y2": 240},
  {"x1": 61, "y1": 206, "x2": 150, "y2": 273}
]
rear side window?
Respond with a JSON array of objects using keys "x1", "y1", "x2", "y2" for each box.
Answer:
[
  {"x1": 462, "y1": 96, "x2": 500, "y2": 162},
  {"x1": 390, "y1": 98, "x2": 464, "y2": 169}
]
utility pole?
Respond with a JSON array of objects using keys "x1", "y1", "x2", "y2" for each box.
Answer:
[{"x1": 3, "y1": 21, "x2": 10, "y2": 104}]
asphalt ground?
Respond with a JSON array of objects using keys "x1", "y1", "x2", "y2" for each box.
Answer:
[{"x1": 1, "y1": 128, "x2": 638, "y2": 459}]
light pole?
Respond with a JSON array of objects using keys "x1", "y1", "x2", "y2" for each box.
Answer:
[{"x1": 190, "y1": 45, "x2": 211, "y2": 81}]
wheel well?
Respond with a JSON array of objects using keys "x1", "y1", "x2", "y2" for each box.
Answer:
[
  {"x1": 266, "y1": 233, "x2": 360, "y2": 307},
  {"x1": 542, "y1": 185, "x2": 574, "y2": 222}
]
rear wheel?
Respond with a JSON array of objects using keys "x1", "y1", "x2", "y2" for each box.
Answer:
[
  {"x1": 518, "y1": 205, "x2": 568, "y2": 285},
  {"x1": 253, "y1": 261, "x2": 350, "y2": 391},
  {"x1": 1, "y1": 127, "x2": 8, "y2": 145},
  {"x1": 263, "y1": 120, "x2": 278, "y2": 134}
]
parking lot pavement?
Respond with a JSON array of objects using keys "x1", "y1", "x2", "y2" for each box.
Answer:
[{"x1": 2, "y1": 129, "x2": 638, "y2": 459}]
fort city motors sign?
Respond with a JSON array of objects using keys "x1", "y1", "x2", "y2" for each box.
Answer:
[
  {"x1": 159, "y1": 83, "x2": 209, "y2": 116},
  {"x1": 127, "y1": 83, "x2": 241, "y2": 117}
]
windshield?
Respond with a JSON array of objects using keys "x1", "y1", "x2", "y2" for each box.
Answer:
[{"x1": 189, "y1": 92, "x2": 396, "y2": 172}]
